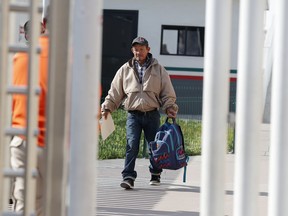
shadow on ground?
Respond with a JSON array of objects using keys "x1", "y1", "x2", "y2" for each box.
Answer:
[
  {"x1": 97, "y1": 206, "x2": 199, "y2": 216},
  {"x1": 96, "y1": 176, "x2": 200, "y2": 216}
]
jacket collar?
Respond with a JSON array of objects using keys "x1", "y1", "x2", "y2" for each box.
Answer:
[{"x1": 128, "y1": 53, "x2": 153, "y2": 68}]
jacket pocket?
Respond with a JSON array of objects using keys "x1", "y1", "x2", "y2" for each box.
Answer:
[{"x1": 144, "y1": 73, "x2": 161, "y2": 93}]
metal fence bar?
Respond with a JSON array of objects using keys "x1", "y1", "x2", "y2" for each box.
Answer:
[
  {"x1": 24, "y1": 0, "x2": 42, "y2": 214},
  {"x1": 68, "y1": 0, "x2": 103, "y2": 215},
  {"x1": 0, "y1": 0, "x2": 11, "y2": 212},
  {"x1": 268, "y1": 0, "x2": 288, "y2": 215},
  {"x1": 233, "y1": 0, "x2": 265, "y2": 216},
  {"x1": 44, "y1": 0, "x2": 71, "y2": 215},
  {"x1": 200, "y1": 0, "x2": 232, "y2": 216}
]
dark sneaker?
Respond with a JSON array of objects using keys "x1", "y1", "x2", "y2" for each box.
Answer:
[
  {"x1": 120, "y1": 178, "x2": 134, "y2": 189},
  {"x1": 149, "y1": 175, "x2": 161, "y2": 186}
]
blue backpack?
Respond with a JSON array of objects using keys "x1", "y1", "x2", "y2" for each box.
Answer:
[{"x1": 149, "y1": 117, "x2": 189, "y2": 182}]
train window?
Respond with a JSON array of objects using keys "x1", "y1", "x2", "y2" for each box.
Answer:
[{"x1": 160, "y1": 25, "x2": 205, "y2": 57}]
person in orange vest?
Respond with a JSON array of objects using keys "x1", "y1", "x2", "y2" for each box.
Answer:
[
  {"x1": 23, "y1": 20, "x2": 45, "y2": 43},
  {"x1": 10, "y1": 16, "x2": 49, "y2": 215}
]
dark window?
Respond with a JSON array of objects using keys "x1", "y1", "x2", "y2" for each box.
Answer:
[{"x1": 160, "y1": 25, "x2": 205, "y2": 57}]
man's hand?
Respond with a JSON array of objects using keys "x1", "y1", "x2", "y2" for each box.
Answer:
[
  {"x1": 101, "y1": 108, "x2": 110, "y2": 120},
  {"x1": 166, "y1": 106, "x2": 177, "y2": 118}
]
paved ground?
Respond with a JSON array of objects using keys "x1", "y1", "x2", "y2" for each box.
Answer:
[{"x1": 96, "y1": 124, "x2": 270, "y2": 216}]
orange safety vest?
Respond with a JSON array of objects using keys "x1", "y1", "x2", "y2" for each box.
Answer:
[{"x1": 12, "y1": 36, "x2": 49, "y2": 147}]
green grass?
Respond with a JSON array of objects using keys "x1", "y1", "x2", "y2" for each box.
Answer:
[{"x1": 98, "y1": 109, "x2": 235, "y2": 159}]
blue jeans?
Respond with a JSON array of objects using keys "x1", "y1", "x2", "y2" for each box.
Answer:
[{"x1": 122, "y1": 110, "x2": 162, "y2": 180}]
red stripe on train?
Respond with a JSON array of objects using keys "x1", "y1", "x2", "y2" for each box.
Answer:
[{"x1": 170, "y1": 75, "x2": 237, "y2": 82}]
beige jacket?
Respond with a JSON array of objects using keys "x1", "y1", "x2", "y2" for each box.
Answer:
[{"x1": 102, "y1": 54, "x2": 178, "y2": 113}]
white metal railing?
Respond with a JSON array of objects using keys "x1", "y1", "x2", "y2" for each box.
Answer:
[
  {"x1": 0, "y1": 0, "x2": 12, "y2": 213},
  {"x1": 268, "y1": 0, "x2": 288, "y2": 215},
  {"x1": 44, "y1": 0, "x2": 70, "y2": 215},
  {"x1": 2, "y1": 0, "x2": 288, "y2": 216},
  {"x1": 233, "y1": 0, "x2": 265, "y2": 216},
  {"x1": 24, "y1": 0, "x2": 42, "y2": 215},
  {"x1": 200, "y1": 1, "x2": 232, "y2": 216},
  {"x1": 68, "y1": 0, "x2": 103, "y2": 216},
  {"x1": 202, "y1": 0, "x2": 288, "y2": 216},
  {"x1": 0, "y1": 0, "x2": 42, "y2": 215}
]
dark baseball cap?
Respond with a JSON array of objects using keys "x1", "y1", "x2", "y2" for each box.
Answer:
[{"x1": 131, "y1": 37, "x2": 149, "y2": 46}]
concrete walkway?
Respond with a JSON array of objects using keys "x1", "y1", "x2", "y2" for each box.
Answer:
[{"x1": 96, "y1": 124, "x2": 270, "y2": 216}]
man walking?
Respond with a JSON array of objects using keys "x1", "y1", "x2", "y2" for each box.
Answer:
[{"x1": 101, "y1": 36, "x2": 178, "y2": 189}]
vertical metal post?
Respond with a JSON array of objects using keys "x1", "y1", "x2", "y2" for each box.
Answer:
[
  {"x1": 233, "y1": 0, "x2": 265, "y2": 216},
  {"x1": 268, "y1": 0, "x2": 288, "y2": 215},
  {"x1": 45, "y1": 0, "x2": 71, "y2": 215},
  {"x1": 68, "y1": 0, "x2": 102, "y2": 215},
  {"x1": 200, "y1": 0, "x2": 232, "y2": 215},
  {"x1": 24, "y1": 0, "x2": 41, "y2": 215},
  {"x1": 0, "y1": 0, "x2": 10, "y2": 212},
  {"x1": 42, "y1": 0, "x2": 50, "y2": 19}
]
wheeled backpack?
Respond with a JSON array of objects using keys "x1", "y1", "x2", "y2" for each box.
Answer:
[{"x1": 149, "y1": 117, "x2": 189, "y2": 182}]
